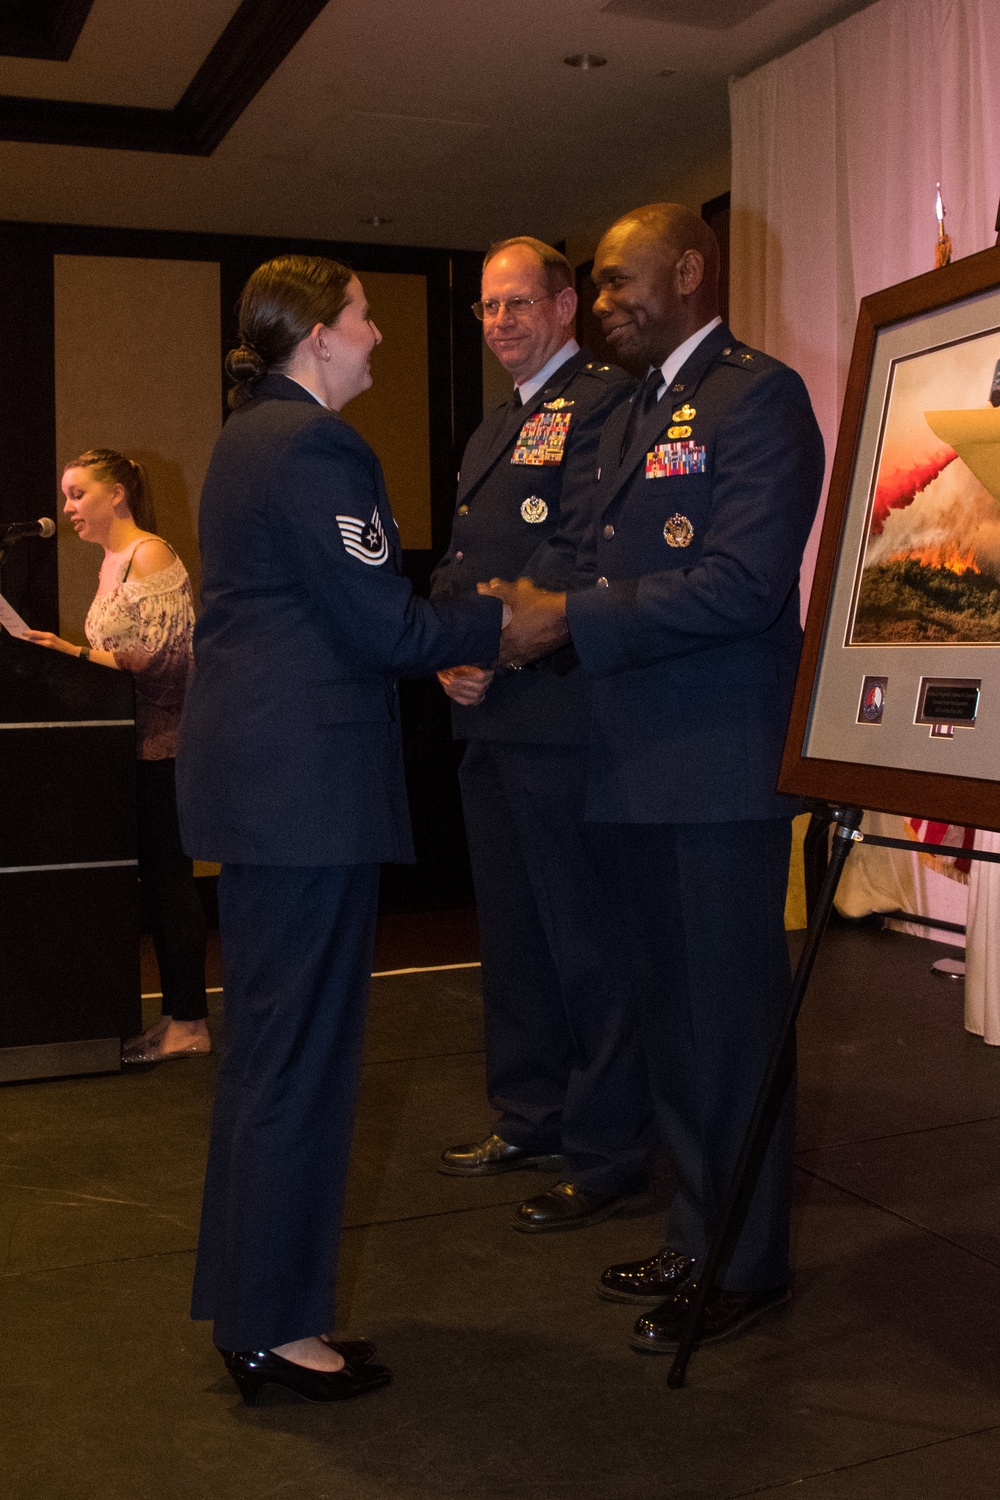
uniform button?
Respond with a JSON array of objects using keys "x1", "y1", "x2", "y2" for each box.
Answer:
[
  {"x1": 597, "y1": 576, "x2": 609, "y2": 588},
  {"x1": 457, "y1": 504, "x2": 469, "y2": 516},
  {"x1": 455, "y1": 551, "x2": 464, "y2": 562},
  {"x1": 722, "y1": 346, "x2": 732, "y2": 355},
  {"x1": 602, "y1": 524, "x2": 615, "y2": 540}
]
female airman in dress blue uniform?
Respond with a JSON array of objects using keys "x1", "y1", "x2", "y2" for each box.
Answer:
[{"x1": 177, "y1": 256, "x2": 504, "y2": 1404}]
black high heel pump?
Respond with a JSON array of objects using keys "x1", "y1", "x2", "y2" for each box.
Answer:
[
  {"x1": 319, "y1": 1335, "x2": 377, "y2": 1364},
  {"x1": 220, "y1": 1348, "x2": 391, "y2": 1405}
]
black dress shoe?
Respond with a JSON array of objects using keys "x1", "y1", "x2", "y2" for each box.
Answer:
[
  {"x1": 219, "y1": 1348, "x2": 391, "y2": 1405},
  {"x1": 598, "y1": 1246, "x2": 696, "y2": 1304},
  {"x1": 513, "y1": 1180, "x2": 643, "y2": 1233},
  {"x1": 629, "y1": 1282, "x2": 791, "y2": 1354},
  {"x1": 318, "y1": 1335, "x2": 377, "y2": 1363},
  {"x1": 438, "y1": 1133, "x2": 564, "y2": 1177}
]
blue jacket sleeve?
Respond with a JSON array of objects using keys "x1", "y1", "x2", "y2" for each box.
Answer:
[{"x1": 275, "y1": 418, "x2": 502, "y2": 675}]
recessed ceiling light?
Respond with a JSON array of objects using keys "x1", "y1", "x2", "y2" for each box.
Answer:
[
  {"x1": 564, "y1": 52, "x2": 607, "y2": 68},
  {"x1": 359, "y1": 214, "x2": 393, "y2": 226}
]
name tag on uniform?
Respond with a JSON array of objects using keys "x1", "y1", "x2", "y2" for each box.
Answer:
[
  {"x1": 512, "y1": 410, "x2": 571, "y2": 466},
  {"x1": 646, "y1": 441, "x2": 706, "y2": 479}
]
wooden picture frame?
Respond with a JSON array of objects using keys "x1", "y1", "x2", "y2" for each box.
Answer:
[{"x1": 779, "y1": 244, "x2": 1000, "y2": 830}]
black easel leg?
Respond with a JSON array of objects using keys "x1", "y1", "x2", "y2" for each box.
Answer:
[{"x1": 666, "y1": 804, "x2": 863, "y2": 1389}]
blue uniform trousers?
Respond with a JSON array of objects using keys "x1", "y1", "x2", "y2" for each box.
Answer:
[
  {"x1": 459, "y1": 739, "x2": 652, "y2": 1195},
  {"x1": 604, "y1": 818, "x2": 795, "y2": 1291},
  {"x1": 191, "y1": 861, "x2": 380, "y2": 1350}
]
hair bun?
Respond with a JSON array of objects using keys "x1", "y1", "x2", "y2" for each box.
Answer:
[{"x1": 225, "y1": 342, "x2": 266, "y2": 393}]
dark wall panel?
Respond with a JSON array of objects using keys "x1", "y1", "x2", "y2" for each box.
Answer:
[{"x1": 0, "y1": 219, "x2": 485, "y2": 911}]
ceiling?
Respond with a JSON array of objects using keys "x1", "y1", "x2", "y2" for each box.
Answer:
[{"x1": 0, "y1": 0, "x2": 876, "y2": 253}]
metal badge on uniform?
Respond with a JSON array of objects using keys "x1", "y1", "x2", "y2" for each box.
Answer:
[
  {"x1": 672, "y1": 404, "x2": 696, "y2": 421},
  {"x1": 664, "y1": 514, "x2": 694, "y2": 548},
  {"x1": 512, "y1": 409, "x2": 572, "y2": 465},
  {"x1": 543, "y1": 397, "x2": 574, "y2": 410},
  {"x1": 667, "y1": 424, "x2": 692, "y2": 439},
  {"x1": 336, "y1": 505, "x2": 388, "y2": 565},
  {"x1": 520, "y1": 496, "x2": 549, "y2": 524},
  {"x1": 646, "y1": 441, "x2": 707, "y2": 478}
]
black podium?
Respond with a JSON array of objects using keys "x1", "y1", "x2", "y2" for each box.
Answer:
[{"x1": 0, "y1": 631, "x2": 141, "y2": 1081}]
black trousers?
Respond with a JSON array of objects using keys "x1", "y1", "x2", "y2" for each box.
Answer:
[
  {"x1": 136, "y1": 758, "x2": 207, "y2": 1022},
  {"x1": 606, "y1": 818, "x2": 795, "y2": 1292},
  {"x1": 191, "y1": 862, "x2": 380, "y2": 1351},
  {"x1": 459, "y1": 740, "x2": 652, "y2": 1195}
]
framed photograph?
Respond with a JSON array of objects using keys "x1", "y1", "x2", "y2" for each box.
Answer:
[{"x1": 779, "y1": 244, "x2": 1000, "y2": 830}]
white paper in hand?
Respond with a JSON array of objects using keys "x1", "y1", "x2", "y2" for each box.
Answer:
[{"x1": 0, "y1": 591, "x2": 31, "y2": 639}]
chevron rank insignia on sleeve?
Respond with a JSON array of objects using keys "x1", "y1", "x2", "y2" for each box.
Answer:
[{"x1": 336, "y1": 506, "x2": 388, "y2": 565}]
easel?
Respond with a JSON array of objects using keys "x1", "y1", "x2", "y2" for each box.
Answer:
[{"x1": 668, "y1": 803, "x2": 1000, "y2": 1388}]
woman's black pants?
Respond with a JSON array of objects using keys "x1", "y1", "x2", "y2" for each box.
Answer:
[{"x1": 136, "y1": 757, "x2": 208, "y2": 1022}]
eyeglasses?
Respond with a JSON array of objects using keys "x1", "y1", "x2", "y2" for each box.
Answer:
[{"x1": 472, "y1": 295, "x2": 552, "y2": 321}]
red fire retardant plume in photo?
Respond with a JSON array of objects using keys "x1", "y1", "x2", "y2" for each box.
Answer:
[{"x1": 870, "y1": 447, "x2": 957, "y2": 534}]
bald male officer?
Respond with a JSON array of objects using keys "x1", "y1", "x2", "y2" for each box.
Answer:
[
  {"x1": 493, "y1": 205, "x2": 824, "y2": 1346},
  {"x1": 432, "y1": 236, "x2": 651, "y2": 1231}
]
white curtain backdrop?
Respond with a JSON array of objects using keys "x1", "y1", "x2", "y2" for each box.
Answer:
[
  {"x1": 730, "y1": 0, "x2": 1000, "y2": 603},
  {"x1": 728, "y1": 0, "x2": 1000, "y2": 1026}
]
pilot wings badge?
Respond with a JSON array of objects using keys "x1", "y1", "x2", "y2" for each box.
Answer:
[{"x1": 336, "y1": 505, "x2": 388, "y2": 565}]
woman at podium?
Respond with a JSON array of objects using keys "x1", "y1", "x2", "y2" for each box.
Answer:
[
  {"x1": 175, "y1": 255, "x2": 504, "y2": 1404},
  {"x1": 22, "y1": 450, "x2": 209, "y2": 1064}
]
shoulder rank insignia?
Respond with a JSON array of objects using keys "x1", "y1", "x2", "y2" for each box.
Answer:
[
  {"x1": 520, "y1": 496, "x2": 549, "y2": 524},
  {"x1": 672, "y1": 404, "x2": 696, "y2": 422},
  {"x1": 512, "y1": 409, "x2": 571, "y2": 465},
  {"x1": 664, "y1": 514, "x2": 694, "y2": 548},
  {"x1": 543, "y1": 397, "x2": 574, "y2": 410},
  {"x1": 336, "y1": 505, "x2": 388, "y2": 565}
]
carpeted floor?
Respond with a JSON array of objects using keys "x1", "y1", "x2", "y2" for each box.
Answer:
[{"x1": 3, "y1": 919, "x2": 1000, "y2": 1499}]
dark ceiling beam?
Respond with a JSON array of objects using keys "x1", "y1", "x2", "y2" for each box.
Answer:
[
  {"x1": 177, "y1": 0, "x2": 332, "y2": 154},
  {"x1": 0, "y1": 95, "x2": 188, "y2": 152},
  {"x1": 0, "y1": 0, "x2": 95, "y2": 62},
  {"x1": 0, "y1": 0, "x2": 332, "y2": 156}
]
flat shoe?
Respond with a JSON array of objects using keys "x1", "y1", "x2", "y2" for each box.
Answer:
[
  {"x1": 513, "y1": 1180, "x2": 646, "y2": 1233},
  {"x1": 438, "y1": 1133, "x2": 564, "y2": 1177},
  {"x1": 630, "y1": 1282, "x2": 791, "y2": 1354},
  {"x1": 121, "y1": 1040, "x2": 212, "y2": 1068},
  {"x1": 219, "y1": 1348, "x2": 391, "y2": 1405},
  {"x1": 598, "y1": 1246, "x2": 696, "y2": 1304}
]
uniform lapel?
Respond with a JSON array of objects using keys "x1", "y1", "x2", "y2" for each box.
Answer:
[
  {"x1": 599, "y1": 324, "x2": 732, "y2": 510},
  {"x1": 458, "y1": 402, "x2": 518, "y2": 499},
  {"x1": 458, "y1": 349, "x2": 589, "y2": 502}
]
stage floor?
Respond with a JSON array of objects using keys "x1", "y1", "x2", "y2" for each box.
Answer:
[{"x1": 3, "y1": 920, "x2": 1000, "y2": 1499}]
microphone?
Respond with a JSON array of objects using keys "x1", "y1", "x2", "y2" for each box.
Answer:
[{"x1": 0, "y1": 518, "x2": 56, "y2": 546}]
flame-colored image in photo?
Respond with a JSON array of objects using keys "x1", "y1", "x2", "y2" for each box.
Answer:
[{"x1": 851, "y1": 332, "x2": 1000, "y2": 644}]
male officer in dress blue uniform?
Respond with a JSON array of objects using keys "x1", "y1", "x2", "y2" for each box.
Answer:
[
  {"x1": 432, "y1": 237, "x2": 651, "y2": 1230},
  {"x1": 491, "y1": 205, "x2": 825, "y2": 1345}
]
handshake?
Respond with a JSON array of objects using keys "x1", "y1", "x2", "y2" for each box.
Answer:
[{"x1": 438, "y1": 578, "x2": 571, "y2": 708}]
